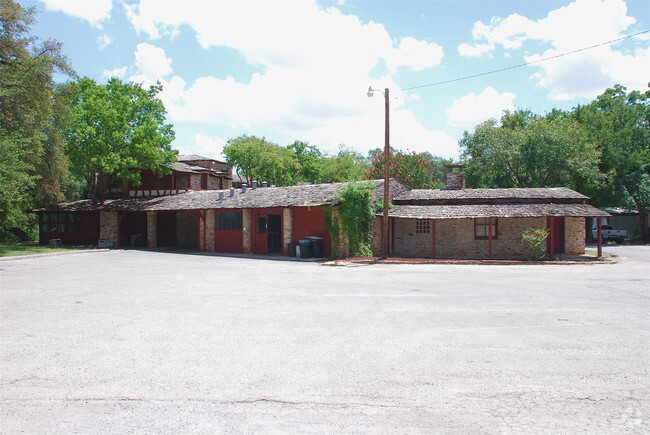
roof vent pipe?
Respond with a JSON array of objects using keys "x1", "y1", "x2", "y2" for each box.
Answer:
[
  {"x1": 218, "y1": 191, "x2": 224, "y2": 200},
  {"x1": 252, "y1": 181, "x2": 258, "y2": 189},
  {"x1": 229, "y1": 188, "x2": 235, "y2": 197},
  {"x1": 242, "y1": 184, "x2": 247, "y2": 193},
  {"x1": 262, "y1": 181, "x2": 268, "y2": 188}
]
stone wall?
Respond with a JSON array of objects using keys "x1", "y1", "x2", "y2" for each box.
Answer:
[
  {"x1": 176, "y1": 211, "x2": 198, "y2": 249},
  {"x1": 433, "y1": 217, "x2": 546, "y2": 258},
  {"x1": 282, "y1": 208, "x2": 293, "y2": 255},
  {"x1": 146, "y1": 212, "x2": 157, "y2": 248},
  {"x1": 393, "y1": 218, "x2": 432, "y2": 257},
  {"x1": 370, "y1": 217, "x2": 382, "y2": 256},
  {"x1": 564, "y1": 217, "x2": 585, "y2": 254},
  {"x1": 242, "y1": 209, "x2": 252, "y2": 254},
  {"x1": 99, "y1": 211, "x2": 118, "y2": 246},
  {"x1": 205, "y1": 210, "x2": 215, "y2": 251},
  {"x1": 189, "y1": 174, "x2": 202, "y2": 189}
]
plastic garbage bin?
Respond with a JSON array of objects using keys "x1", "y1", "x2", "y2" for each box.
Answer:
[
  {"x1": 299, "y1": 239, "x2": 313, "y2": 259},
  {"x1": 307, "y1": 236, "x2": 323, "y2": 257}
]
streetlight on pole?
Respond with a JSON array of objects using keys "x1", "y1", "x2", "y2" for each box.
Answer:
[{"x1": 367, "y1": 86, "x2": 390, "y2": 259}]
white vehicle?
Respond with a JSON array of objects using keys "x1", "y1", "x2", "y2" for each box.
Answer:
[{"x1": 592, "y1": 224, "x2": 628, "y2": 244}]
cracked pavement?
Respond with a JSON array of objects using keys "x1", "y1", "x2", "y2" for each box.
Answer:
[{"x1": 1, "y1": 245, "x2": 648, "y2": 433}]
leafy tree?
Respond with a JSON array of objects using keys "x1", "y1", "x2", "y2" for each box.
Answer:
[
  {"x1": 223, "y1": 135, "x2": 300, "y2": 186},
  {"x1": 287, "y1": 140, "x2": 322, "y2": 183},
  {"x1": 365, "y1": 148, "x2": 450, "y2": 188},
  {"x1": 0, "y1": 0, "x2": 75, "y2": 239},
  {"x1": 64, "y1": 77, "x2": 176, "y2": 204},
  {"x1": 572, "y1": 85, "x2": 650, "y2": 240},
  {"x1": 459, "y1": 109, "x2": 603, "y2": 190},
  {"x1": 319, "y1": 146, "x2": 367, "y2": 183}
]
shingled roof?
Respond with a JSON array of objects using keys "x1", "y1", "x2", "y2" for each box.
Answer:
[
  {"x1": 33, "y1": 179, "x2": 410, "y2": 212},
  {"x1": 170, "y1": 161, "x2": 206, "y2": 174},
  {"x1": 387, "y1": 203, "x2": 610, "y2": 220},
  {"x1": 177, "y1": 154, "x2": 227, "y2": 164},
  {"x1": 395, "y1": 187, "x2": 588, "y2": 202}
]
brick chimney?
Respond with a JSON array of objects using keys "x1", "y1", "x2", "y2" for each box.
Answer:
[{"x1": 444, "y1": 164, "x2": 465, "y2": 190}]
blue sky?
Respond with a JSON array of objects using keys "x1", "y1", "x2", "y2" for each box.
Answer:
[{"x1": 23, "y1": 0, "x2": 649, "y2": 160}]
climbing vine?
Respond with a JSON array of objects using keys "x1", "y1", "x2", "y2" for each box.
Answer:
[
  {"x1": 323, "y1": 206, "x2": 341, "y2": 258},
  {"x1": 334, "y1": 181, "x2": 375, "y2": 257}
]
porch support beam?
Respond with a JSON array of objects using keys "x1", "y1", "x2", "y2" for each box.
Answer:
[
  {"x1": 597, "y1": 216, "x2": 603, "y2": 258},
  {"x1": 488, "y1": 217, "x2": 493, "y2": 259},
  {"x1": 431, "y1": 219, "x2": 436, "y2": 259}
]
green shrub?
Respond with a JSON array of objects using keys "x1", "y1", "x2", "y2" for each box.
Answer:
[{"x1": 521, "y1": 227, "x2": 550, "y2": 260}]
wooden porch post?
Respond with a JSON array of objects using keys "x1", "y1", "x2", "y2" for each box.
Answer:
[
  {"x1": 488, "y1": 217, "x2": 493, "y2": 259},
  {"x1": 431, "y1": 219, "x2": 436, "y2": 259},
  {"x1": 597, "y1": 216, "x2": 603, "y2": 258}
]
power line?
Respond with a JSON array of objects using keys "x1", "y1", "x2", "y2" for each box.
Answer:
[{"x1": 401, "y1": 30, "x2": 649, "y2": 92}]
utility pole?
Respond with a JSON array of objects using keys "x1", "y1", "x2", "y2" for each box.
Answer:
[{"x1": 382, "y1": 88, "x2": 390, "y2": 259}]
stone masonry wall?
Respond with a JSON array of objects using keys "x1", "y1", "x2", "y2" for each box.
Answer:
[
  {"x1": 176, "y1": 211, "x2": 198, "y2": 249},
  {"x1": 434, "y1": 217, "x2": 546, "y2": 258},
  {"x1": 242, "y1": 209, "x2": 252, "y2": 254},
  {"x1": 190, "y1": 174, "x2": 202, "y2": 189},
  {"x1": 393, "y1": 218, "x2": 432, "y2": 257},
  {"x1": 146, "y1": 212, "x2": 157, "y2": 248},
  {"x1": 99, "y1": 211, "x2": 118, "y2": 246},
  {"x1": 205, "y1": 210, "x2": 215, "y2": 252},
  {"x1": 565, "y1": 217, "x2": 585, "y2": 254},
  {"x1": 370, "y1": 217, "x2": 381, "y2": 256},
  {"x1": 282, "y1": 208, "x2": 293, "y2": 256}
]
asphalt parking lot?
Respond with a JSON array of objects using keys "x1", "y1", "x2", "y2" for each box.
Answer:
[{"x1": 1, "y1": 246, "x2": 648, "y2": 433}]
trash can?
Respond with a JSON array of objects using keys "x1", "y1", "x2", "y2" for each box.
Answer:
[
  {"x1": 287, "y1": 242, "x2": 296, "y2": 257},
  {"x1": 307, "y1": 236, "x2": 323, "y2": 257},
  {"x1": 299, "y1": 239, "x2": 313, "y2": 259}
]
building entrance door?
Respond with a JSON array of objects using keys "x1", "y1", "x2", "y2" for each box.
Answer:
[
  {"x1": 253, "y1": 211, "x2": 282, "y2": 255},
  {"x1": 267, "y1": 214, "x2": 282, "y2": 254}
]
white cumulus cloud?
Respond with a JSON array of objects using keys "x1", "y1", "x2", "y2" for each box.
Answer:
[
  {"x1": 129, "y1": 43, "x2": 173, "y2": 87},
  {"x1": 102, "y1": 66, "x2": 127, "y2": 79},
  {"x1": 123, "y1": 0, "x2": 455, "y2": 157},
  {"x1": 38, "y1": 0, "x2": 112, "y2": 27},
  {"x1": 457, "y1": 0, "x2": 645, "y2": 99},
  {"x1": 446, "y1": 87, "x2": 516, "y2": 128},
  {"x1": 387, "y1": 37, "x2": 444, "y2": 72}
]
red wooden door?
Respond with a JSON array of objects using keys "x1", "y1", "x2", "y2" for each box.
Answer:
[
  {"x1": 252, "y1": 209, "x2": 283, "y2": 255},
  {"x1": 548, "y1": 217, "x2": 565, "y2": 254},
  {"x1": 215, "y1": 211, "x2": 243, "y2": 253},
  {"x1": 253, "y1": 212, "x2": 268, "y2": 255}
]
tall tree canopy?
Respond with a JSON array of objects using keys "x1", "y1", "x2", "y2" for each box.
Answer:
[
  {"x1": 459, "y1": 109, "x2": 603, "y2": 190},
  {"x1": 319, "y1": 146, "x2": 367, "y2": 183},
  {"x1": 365, "y1": 148, "x2": 451, "y2": 189},
  {"x1": 0, "y1": 0, "x2": 75, "y2": 238},
  {"x1": 224, "y1": 136, "x2": 368, "y2": 185},
  {"x1": 64, "y1": 77, "x2": 176, "y2": 204},
  {"x1": 223, "y1": 135, "x2": 300, "y2": 186},
  {"x1": 572, "y1": 85, "x2": 650, "y2": 239}
]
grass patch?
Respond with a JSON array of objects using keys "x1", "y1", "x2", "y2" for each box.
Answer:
[
  {"x1": 584, "y1": 248, "x2": 614, "y2": 257},
  {"x1": 0, "y1": 242, "x2": 75, "y2": 257}
]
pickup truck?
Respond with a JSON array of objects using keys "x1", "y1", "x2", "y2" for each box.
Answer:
[{"x1": 592, "y1": 224, "x2": 628, "y2": 244}]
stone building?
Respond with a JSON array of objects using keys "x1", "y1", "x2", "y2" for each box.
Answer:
[{"x1": 33, "y1": 164, "x2": 609, "y2": 258}]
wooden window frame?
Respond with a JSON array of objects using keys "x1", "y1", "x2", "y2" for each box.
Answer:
[
  {"x1": 415, "y1": 219, "x2": 431, "y2": 234},
  {"x1": 216, "y1": 211, "x2": 243, "y2": 230},
  {"x1": 474, "y1": 217, "x2": 498, "y2": 240}
]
